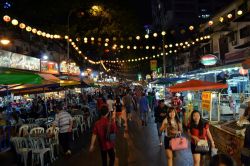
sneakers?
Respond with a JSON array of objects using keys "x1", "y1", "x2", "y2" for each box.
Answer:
[{"x1": 65, "y1": 150, "x2": 71, "y2": 155}]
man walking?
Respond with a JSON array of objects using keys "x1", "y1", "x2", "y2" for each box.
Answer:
[
  {"x1": 154, "y1": 100, "x2": 168, "y2": 146},
  {"x1": 53, "y1": 103, "x2": 73, "y2": 155},
  {"x1": 89, "y1": 106, "x2": 117, "y2": 166},
  {"x1": 139, "y1": 93, "x2": 149, "y2": 126},
  {"x1": 122, "y1": 92, "x2": 133, "y2": 121}
]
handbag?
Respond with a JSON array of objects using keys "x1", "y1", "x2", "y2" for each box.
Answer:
[
  {"x1": 106, "y1": 112, "x2": 116, "y2": 142},
  {"x1": 195, "y1": 139, "x2": 210, "y2": 153},
  {"x1": 170, "y1": 134, "x2": 188, "y2": 151}
]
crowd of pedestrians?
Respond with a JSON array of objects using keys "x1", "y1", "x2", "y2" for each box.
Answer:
[
  {"x1": 1, "y1": 86, "x2": 243, "y2": 166},
  {"x1": 87, "y1": 86, "x2": 242, "y2": 166}
]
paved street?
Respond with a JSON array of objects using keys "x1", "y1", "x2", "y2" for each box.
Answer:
[{"x1": 53, "y1": 110, "x2": 194, "y2": 166}]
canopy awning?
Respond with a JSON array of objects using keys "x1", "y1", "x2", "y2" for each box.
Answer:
[
  {"x1": 150, "y1": 77, "x2": 187, "y2": 85},
  {"x1": 167, "y1": 79, "x2": 228, "y2": 92},
  {"x1": 38, "y1": 73, "x2": 60, "y2": 83},
  {"x1": 0, "y1": 69, "x2": 42, "y2": 84},
  {"x1": 59, "y1": 80, "x2": 80, "y2": 86}
]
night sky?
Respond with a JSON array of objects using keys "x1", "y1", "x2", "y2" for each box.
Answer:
[{"x1": 2, "y1": 0, "x2": 152, "y2": 34}]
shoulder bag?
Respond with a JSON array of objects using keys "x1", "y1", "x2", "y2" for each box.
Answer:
[{"x1": 195, "y1": 139, "x2": 210, "y2": 153}]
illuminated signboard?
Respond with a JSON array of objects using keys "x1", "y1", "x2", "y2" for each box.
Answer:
[
  {"x1": 200, "y1": 54, "x2": 217, "y2": 66},
  {"x1": 60, "y1": 61, "x2": 80, "y2": 75},
  {"x1": 41, "y1": 61, "x2": 59, "y2": 74},
  {"x1": 0, "y1": 49, "x2": 40, "y2": 71}
]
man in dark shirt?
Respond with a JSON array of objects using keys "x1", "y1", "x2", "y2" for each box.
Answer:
[
  {"x1": 154, "y1": 100, "x2": 168, "y2": 146},
  {"x1": 89, "y1": 106, "x2": 117, "y2": 166}
]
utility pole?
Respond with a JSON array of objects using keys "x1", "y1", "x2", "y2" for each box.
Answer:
[{"x1": 162, "y1": 31, "x2": 166, "y2": 78}]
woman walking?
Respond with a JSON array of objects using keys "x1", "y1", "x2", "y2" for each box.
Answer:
[
  {"x1": 188, "y1": 110, "x2": 215, "y2": 166},
  {"x1": 160, "y1": 107, "x2": 182, "y2": 166},
  {"x1": 114, "y1": 97, "x2": 123, "y2": 127}
]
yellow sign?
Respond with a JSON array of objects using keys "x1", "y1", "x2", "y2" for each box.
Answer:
[
  {"x1": 150, "y1": 60, "x2": 157, "y2": 71},
  {"x1": 202, "y1": 101, "x2": 211, "y2": 111},
  {"x1": 202, "y1": 91, "x2": 212, "y2": 111},
  {"x1": 202, "y1": 91, "x2": 211, "y2": 100}
]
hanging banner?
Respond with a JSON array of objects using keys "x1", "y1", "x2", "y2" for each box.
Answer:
[
  {"x1": 150, "y1": 60, "x2": 157, "y2": 71},
  {"x1": 0, "y1": 49, "x2": 40, "y2": 71},
  {"x1": 202, "y1": 91, "x2": 212, "y2": 111}
]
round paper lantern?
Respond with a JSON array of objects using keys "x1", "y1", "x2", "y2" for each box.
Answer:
[
  {"x1": 19, "y1": 23, "x2": 26, "y2": 29},
  {"x1": 200, "y1": 54, "x2": 217, "y2": 66},
  {"x1": 26, "y1": 26, "x2": 32, "y2": 32},
  {"x1": 11, "y1": 19, "x2": 18, "y2": 25},
  {"x1": 189, "y1": 25, "x2": 194, "y2": 31},
  {"x1": 239, "y1": 68, "x2": 248, "y2": 75},
  {"x1": 3, "y1": 15, "x2": 11, "y2": 22},
  {"x1": 208, "y1": 20, "x2": 213, "y2": 26}
]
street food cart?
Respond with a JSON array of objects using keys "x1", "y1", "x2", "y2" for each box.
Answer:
[{"x1": 168, "y1": 79, "x2": 245, "y2": 164}]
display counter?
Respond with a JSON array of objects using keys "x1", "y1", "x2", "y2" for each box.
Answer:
[{"x1": 209, "y1": 122, "x2": 244, "y2": 164}]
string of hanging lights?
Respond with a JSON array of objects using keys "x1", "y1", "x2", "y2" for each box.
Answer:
[{"x1": 2, "y1": 14, "x2": 212, "y2": 65}]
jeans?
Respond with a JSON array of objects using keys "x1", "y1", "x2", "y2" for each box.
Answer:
[
  {"x1": 156, "y1": 122, "x2": 162, "y2": 137},
  {"x1": 101, "y1": 148, "x2": 115, "y2": 166},
  {"x1": 140, "y1": 111, "x2": 148, "y2": 123}
]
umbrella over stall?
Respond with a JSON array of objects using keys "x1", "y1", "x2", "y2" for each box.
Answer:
[{"x1": 167, "y1": 79, "x2": 228, "y2": 92}]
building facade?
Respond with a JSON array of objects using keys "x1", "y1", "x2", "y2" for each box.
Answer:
[
  {"x1": 173, "y1": 0, "x2": 250, "y2": 73},
  {"x1": 151, "y1": 0, "x2": 233, "y2": 30}
]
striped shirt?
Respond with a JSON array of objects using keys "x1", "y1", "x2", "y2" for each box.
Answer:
[{"x1": 54, "y1": 111, "x2": 72, "y2": 133}]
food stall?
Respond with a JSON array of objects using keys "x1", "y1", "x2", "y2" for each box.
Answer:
[
  {"x1": 167, "y1": 79, "x2": 246, "y2": 163},
  {"x1": 149, "y1": 77, "x2": 187, "y2": 100}
]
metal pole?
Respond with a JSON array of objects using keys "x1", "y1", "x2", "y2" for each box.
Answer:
[
  {"x1": 162, "y1": 36, "x2": 166, "y2": 78},
  {"x1": 218, "y1": 92, "x2": 221, "y2": 122},
  {"x1": 66, "y1": 9, "x2": 74, "y2": 106}
]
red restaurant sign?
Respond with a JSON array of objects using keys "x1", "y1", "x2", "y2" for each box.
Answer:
[{"x1": 41, "y1": 61, "x2": 59, "y2": 74}]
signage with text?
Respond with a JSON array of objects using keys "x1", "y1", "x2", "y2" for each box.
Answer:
[
  {"x1": 41, "y1": 61, "x2": 59, "y2": 74},
  {"x1": 150, "y1": 60, "x2": 157, "y2": 71},
  {"x1": 0, "y1": 50, "x2": 40, "y2": 71},
  {"x1": 60, "y1": 61, "x2": 80, "y2": 75},
  {"x1": 202, "y1": 91, "x2": 211, "y2": 111}
]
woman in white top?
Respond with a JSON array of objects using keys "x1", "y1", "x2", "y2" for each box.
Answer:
[
  {"x1": 160, "y1": 107, "x2": 182, "y2": 166},
  {"x1": 107, "y1": 94, "x2": 115, "y2": 112}
]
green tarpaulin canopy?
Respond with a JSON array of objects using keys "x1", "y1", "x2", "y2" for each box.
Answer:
[{"x1": 0, "y1": 69, "x2": 42, "y2": 84}]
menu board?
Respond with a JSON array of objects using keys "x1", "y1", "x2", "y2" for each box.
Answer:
[
  {"x1": 0, "y1": 49, "x2": 40, "y2": 71},
  {"x1": 41, "y1": 61, "x2": 59, "y2": 74},
  {"x1": 60, "y1": 61, "x2": 80, "y2": 75}
]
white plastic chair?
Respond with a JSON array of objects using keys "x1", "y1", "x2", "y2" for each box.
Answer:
[
  {"x1": 46, "y1": 127, "x2": 59, "y2": 161},
  {"x1": 11, "y1": 137, "x2": 31, "y2": 166},
  {"x1": 87, "y1": 116, "x2": 91, "y2": 129},
  {"x1": 72, "y1": 118, "x2": 79, "y2": 141},
  {"x1": 45, "y1": 123, "x2": 53, "y2": 129},
  {"x1": 35, "y1": 118, "x2": 47, "y2": 125},
  {"x1": 30, "y1": 127, "x2": 45, "y2": 135},
  {"x1": 74, "y1": 115, "x2": 86, "y2": 132},
  {"x1": 29, "y1": 137, "x2": 52, "y2": 166},
  {"x1": 19, "y1": 125, "x2": 29, "y2": 137},
  {"x1": 27, "y1": 124, "x2": 39, "y2": 131},
  {"x1": 27, "y1": 118, "x2": 35, "y2": 124}
]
